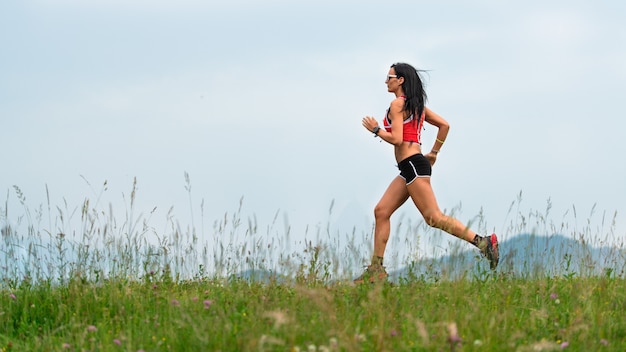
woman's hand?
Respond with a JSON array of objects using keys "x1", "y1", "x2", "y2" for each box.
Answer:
[
  {"x1": 424, "y1": 152, "x2": 438, "y2": 166},
  {"x1": 362, "y1": 116, "x2": 379, "y2": 133}
]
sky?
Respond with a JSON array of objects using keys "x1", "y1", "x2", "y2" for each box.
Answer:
[{"x1": 1, "y1": 0, "x2": 626, "y2": 269}]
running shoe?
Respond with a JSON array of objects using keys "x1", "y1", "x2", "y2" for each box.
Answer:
[
  {"x1": 353, "y1": 264, "x2": 388, "y2": 284},
  {"x1": 478, "y1": 233, "x2": 499, "y2": 270}
]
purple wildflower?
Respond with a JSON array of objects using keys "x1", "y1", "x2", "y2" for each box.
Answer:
[{"x1": 447, "y1": 322, "x2": 462, "y2": 343}]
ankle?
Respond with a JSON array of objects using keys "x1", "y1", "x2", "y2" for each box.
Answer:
[
  {"x1": 371, "y1": 255, "x2": 384, "y2": 267},
  {"x1": 471, "y1": 235, "x2": 483, "y2": 247}
]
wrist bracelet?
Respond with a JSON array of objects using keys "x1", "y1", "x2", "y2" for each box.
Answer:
[{"x1": 432, "y1": 149, "x2": 440, "y2": 154}]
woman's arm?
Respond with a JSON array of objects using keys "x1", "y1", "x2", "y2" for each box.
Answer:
[
  {"x1": 362, "y1": 98, "x2": 405, "y2": 146},
  {"x1": 423, "y1": 107, "x2": 450, "y2": 165}
]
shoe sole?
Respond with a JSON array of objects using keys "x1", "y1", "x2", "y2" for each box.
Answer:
[{"x1": 488, "y1": 233, "x2": 499, "y2": 270}]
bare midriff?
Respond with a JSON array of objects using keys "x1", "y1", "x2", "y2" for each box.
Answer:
[{"x1": 394, "y1": 141, "x2": 422, "y2": 163}]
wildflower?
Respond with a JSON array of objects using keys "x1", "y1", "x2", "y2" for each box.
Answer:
[
  {"x1": 560, "y1": 341, "x2": 569, "y2": 348},
  {"x1": 600, "y1": 339, "x2": 609, "y2": 346},
  {"x1": 263, "y1": 310, "x2": 290, "y2": 329},
  {"x1": 9, "y1": 293, "x2": 16, "y2": 300},
  {"x1": 415, "y1": 319, "x2": 429, "y2": 345},
  {"x1": 307, "y1": 344, "x2": 316, "y2": 352},
  {"x1": 62, "y1": 343, "x2": 71, "y2": 349},
  {"x1": 550, "y1": 293, "x2": 558, "y2": 300},
  {"x1": 258, "y1": 334, "x2": 284, "y2": 348},
  {"x1": 171, "y1": 299, "x2": 180, "y2": 306},
  {"x1": 192, "y1": 297, "x2": 198, "y2": 301},
  {"x1": 113, "y1": 339, "x2": 121, "y2": 345},
  {"x1": 87, "y1": 325, "x2": 97, "y2": 332},
  {"x1": 329, "y1": 337, "x2": 338, "y2": 349},
  {"x1": 389, "y1": 329, "x2": 398, "y2": 337},
  {"x1": 447, "y1": 322, "x2": 462, "y2": 344},
  {"x1": 204, "y1": 300, "x2": 212, "y2": 309},
  {"x1": 474, "y1": 340, "x2": 483, "y2": 346}
]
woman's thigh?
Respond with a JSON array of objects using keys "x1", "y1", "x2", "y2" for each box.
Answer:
[
  {"x1": 375, "y1": 176, "x2": 410, "y2": 217},
  {"x1": 406, "y1": 177, "x2": 442, "y2": 221}
]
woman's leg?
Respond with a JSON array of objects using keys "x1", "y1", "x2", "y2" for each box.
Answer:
[
  {"x1": 406, "y1": 177, "x2": 500, "y2": 269},
  {"x1": 354, "y1": 176, "x2": 409, "y2": 283},
  {"x1": 405, "y1": 177, "x2": 476, "y2": 242},
  {"x1": 373, "y1": 176, "x2": 410, "y2": 258}
]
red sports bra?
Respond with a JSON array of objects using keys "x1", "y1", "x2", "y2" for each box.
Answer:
[{"x1": 383, "y1": 97, "x2": 425, "y2": 144}]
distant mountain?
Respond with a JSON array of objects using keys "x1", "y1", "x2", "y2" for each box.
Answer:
[
  {"x1": 390, "y1": 234, "x2": 626, "y2": 280},
  {"x1": 229, "y1": 234, "x2": 626, "y2": 283},
  {"x1": 233, "y1": 269, "x2": 288, "y2": 283},
  {"x1": 5, "y1": 228, "x2": 624, "y2": 283}
]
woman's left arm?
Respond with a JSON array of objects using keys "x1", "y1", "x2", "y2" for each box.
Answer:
[{"x1": 423, "y1": 107, "x2": 450, "y2": 165}]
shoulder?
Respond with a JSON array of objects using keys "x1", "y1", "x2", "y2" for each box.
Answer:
[
  {"x1": 391, "y1": 97, "x2": 405, "y2": 106},
  {"x1": 387, "y1": 98, "x2": 405, "y2": 121},
  {"x1": 389, "y1": 97, "x2": 404, "y2": 110}
]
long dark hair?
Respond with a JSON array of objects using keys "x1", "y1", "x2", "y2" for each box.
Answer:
[{"x1": 391, "y1": 62, "x2": 427, "y2": 119}]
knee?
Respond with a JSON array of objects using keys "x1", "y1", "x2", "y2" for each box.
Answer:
[{"x1": 374, "y1": 203, "x2": 393, "y2": 221}]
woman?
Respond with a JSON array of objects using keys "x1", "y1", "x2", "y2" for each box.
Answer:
[{"x1": 355, "y1": 62, "x2": 498, "y2": 284}]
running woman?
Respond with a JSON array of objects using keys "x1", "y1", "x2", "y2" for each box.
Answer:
[{"x1": 355, "y1": 62, "x2": 499, "y2": 284}]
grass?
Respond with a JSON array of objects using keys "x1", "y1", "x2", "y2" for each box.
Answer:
[
  {"x1": 2, "y1": 275, "x2": 624, "y2": 351},
  {"x1": 1, "y1": 178, "x2": 625, "y2": 351}
]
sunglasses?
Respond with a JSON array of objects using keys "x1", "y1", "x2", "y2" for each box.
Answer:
[{"x1": 386, "y1": 74, "x2": 398, "y2": 81}]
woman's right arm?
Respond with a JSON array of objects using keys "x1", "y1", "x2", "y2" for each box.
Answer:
[{"x1": 362, "y1": 98, "x2": 405, "y2": 146}]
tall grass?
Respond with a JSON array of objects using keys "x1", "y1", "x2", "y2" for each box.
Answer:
[{"x1": 1, "y1": 179, "x2": 625, "y2": 351}]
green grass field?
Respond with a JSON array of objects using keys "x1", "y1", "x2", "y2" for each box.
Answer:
[
  {"x1": 2, "y1": 183, "x2": 625, "y2": 351},
  {"x1": 1, "y1": 275, "x2": 625, "y2": 351}
]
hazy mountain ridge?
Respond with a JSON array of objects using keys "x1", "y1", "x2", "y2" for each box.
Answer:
[
  {"x1": 4, "y1": 229, "x2": 625, "y2": 282},
  {"x1": 390, "y1": 233, "x2": 626, "y2": 280},
  {"x1": 234, "y1": 234, "x2": 626, "y2": 282}
]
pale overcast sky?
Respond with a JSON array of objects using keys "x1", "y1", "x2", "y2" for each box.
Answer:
[{"x1": 2, "y1": 0, "x2": 626, "y2": 265}]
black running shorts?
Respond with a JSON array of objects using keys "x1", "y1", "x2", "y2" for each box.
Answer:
[{"x1": 398, "y1": 154, "x2": 432, "y2": 185}]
